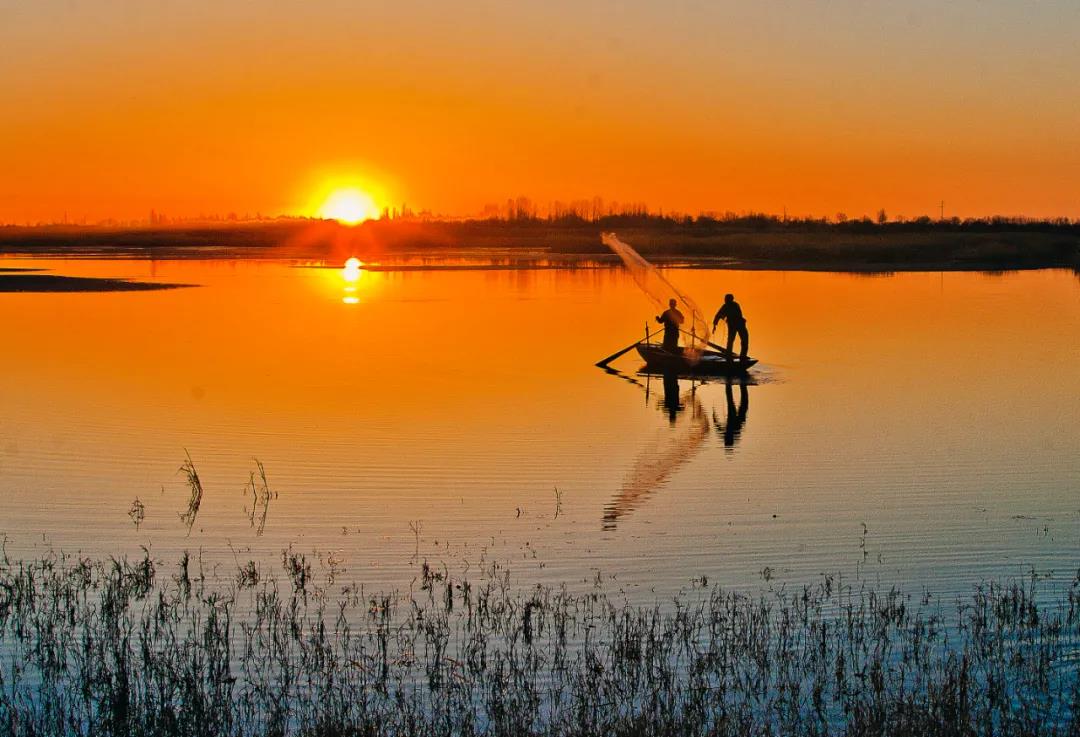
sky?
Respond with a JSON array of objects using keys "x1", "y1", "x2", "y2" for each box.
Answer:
[{"x1": 1, "y1": 0, "x2": 1078, "y2": 223}]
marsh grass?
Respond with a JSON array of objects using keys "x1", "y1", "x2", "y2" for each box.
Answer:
[
  {"x1": 127, "y1": 498, "x2": 145, "y2": 530},
  {"x1": 243, "y1": 460, "x2": 276, "y2": 537},
  {"x1": 177, "y1": 451, "x2": 204, "y2": 536},
  {"x1": 0, "y1": 550, "x2": 1077, "y2": 736}
]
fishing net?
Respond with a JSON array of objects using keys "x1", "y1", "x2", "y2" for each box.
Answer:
[{"x1": 601, "y1": 233, "x2": 712, "y2": 349}]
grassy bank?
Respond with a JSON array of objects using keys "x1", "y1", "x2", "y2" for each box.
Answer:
[
  {"x1": 1, "y1": 217, "x2": 1078, "y2": 271},
  {"x1": 1, "y1": 550, "x2": 1077, "y2": 736}
]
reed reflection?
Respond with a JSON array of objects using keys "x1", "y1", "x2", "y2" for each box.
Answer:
[{"x1": 602, "y1": 371, "x2": 755, "y2": 530}]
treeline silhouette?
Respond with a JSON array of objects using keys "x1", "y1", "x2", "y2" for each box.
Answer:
[
  {"x1": 1, "y1": 211, "x2": 1077, "y2": 270},
  {"x1": 483, "y1": 208, "x2": 1080, "y2": 235}
]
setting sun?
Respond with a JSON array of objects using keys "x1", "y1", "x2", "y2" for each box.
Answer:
[{"x1": 318, "y1": 188, "x2": 381, "y2": 225}]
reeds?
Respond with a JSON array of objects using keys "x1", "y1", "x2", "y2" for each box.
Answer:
[
  {"x1": 0, "y1": 550, "x2": 1076, "y2": 736},
  {"x1": 243, "y1": 459, "x2": 276, "y2": 537},
  {"x1": 177, "y1": 451, "x2": 204, "y2": 536}
]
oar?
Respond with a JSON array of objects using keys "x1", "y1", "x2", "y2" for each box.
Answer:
[
  {"x1": 595, "y1": 329, "x2": 661, "y2": 368},
  {"x1": 679, "y1": 328, "x2": 752, "y2": 361}
]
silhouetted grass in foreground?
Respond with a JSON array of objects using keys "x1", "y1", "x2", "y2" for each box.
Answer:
[{"x1": 0, "y1": 550, "x2": 1077, "y2": 736}]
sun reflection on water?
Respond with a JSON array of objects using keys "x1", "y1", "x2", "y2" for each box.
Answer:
[
  {"x1": 341, "y1": 257, "x2": 363, "y2": 304},
  {"x1": 343, "y1": 257, "x2": 363, "y2": 283}
]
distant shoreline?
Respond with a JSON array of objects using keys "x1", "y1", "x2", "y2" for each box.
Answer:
[{"x1": 1, "y1": 219, "x2": 1077, "y2": 272}]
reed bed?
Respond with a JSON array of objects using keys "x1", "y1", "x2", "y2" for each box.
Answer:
[{"x1": 0, "y1": 550, "x2": 1077, "y2": 736}]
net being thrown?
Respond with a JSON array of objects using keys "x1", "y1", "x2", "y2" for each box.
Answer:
[{"x1": 601, "y1": 232, "x2": 712, "y2": 350}]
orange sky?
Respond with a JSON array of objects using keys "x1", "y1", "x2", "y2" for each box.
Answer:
[{"x1": 2, "y1": 1, "x2": 1078, "y2": 223}]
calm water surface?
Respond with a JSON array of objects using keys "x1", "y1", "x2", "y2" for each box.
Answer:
[{"x1": 1, "y1": 258, "x2": 1077, "y2": 600}]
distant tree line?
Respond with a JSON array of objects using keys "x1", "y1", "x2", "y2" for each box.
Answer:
[
  {"x1": 6, "y1": 196, "x2": 1079, "y2": 234},
  {"x1": 471, "y1": 199, "x2": 1080, "y2": 234}
]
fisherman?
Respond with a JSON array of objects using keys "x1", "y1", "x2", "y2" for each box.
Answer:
[
  {"x1": 712, "y1": 293, "x2": 749, "y2": 359},
  {"x1": 656, "y1": 298, "x2": 684, "y2": 352}
]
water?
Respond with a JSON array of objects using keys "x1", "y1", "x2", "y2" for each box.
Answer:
[{"x1": 0, "y1": 258, "x2": 1077, "y2": 601}]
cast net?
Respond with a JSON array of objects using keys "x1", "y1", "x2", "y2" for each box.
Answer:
[{"x1": 601, "y1": 232, "x2": 712, "y2": 350}]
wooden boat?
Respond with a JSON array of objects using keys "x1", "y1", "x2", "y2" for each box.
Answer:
[{"x1": 635, "y1": 343, "x2": 757, "y2": 375}]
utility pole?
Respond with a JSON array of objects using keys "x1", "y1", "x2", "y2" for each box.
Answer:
[{"x1": 939, "y1": 200, "x2": 945, "y2": 221}]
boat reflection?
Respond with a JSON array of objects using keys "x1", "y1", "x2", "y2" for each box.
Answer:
[{"x1": 602, "y1": 369, "x2": 754, "y2": 530}]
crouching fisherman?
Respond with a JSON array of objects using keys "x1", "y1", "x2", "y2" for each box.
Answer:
[{"x1": 656, "y1": 298, "x2": 684, "y2": 352}]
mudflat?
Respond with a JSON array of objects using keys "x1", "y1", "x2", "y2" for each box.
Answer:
[{"x1": 0, "y1": 273, "x2": 192, "y2": 292}]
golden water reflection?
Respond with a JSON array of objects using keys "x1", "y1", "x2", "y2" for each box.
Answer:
[
  {"x1": 341, "y1": 257, "x2": 363, "y2": 304},
  {"x1": 603, "y1": 372, "x2": 753, "y2": 529},
  {"x1": 342, "y1": 257, "x2": 363, "y2": 283},
  {"x1": 0, "y1": 260, "x2": 1077, "y2": 599}
]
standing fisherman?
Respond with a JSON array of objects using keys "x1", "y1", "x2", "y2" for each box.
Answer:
[
  {"x1": 712, "y1": 293, "x2": 749, "y2": 359},
  {"x1": 656, "y1": 298, "x2": 684, "y2": 352}
]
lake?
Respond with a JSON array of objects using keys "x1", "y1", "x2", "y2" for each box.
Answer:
[{"x1": 0, "y1": 257, "x2": 1077, "y2": 601}]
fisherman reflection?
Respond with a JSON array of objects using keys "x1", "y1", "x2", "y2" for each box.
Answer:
[
  {"x1": 660, "y1": 371, "x2": 682, "y2": 424},
  {"x1": 712, "y1": 378, "x2": 749, "y2": 450}
]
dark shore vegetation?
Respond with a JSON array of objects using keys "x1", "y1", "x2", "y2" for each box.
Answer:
[
  {"x1": 0, "y1": 549, "x2": 1077, "y2": 736},
  {"x1": 1, "y1": 214, "x2": 1078, "y2": 271}
]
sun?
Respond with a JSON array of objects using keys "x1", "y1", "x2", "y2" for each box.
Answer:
[{"x1": 318, "y1": 188, "x2": 381, "y2": 224}]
